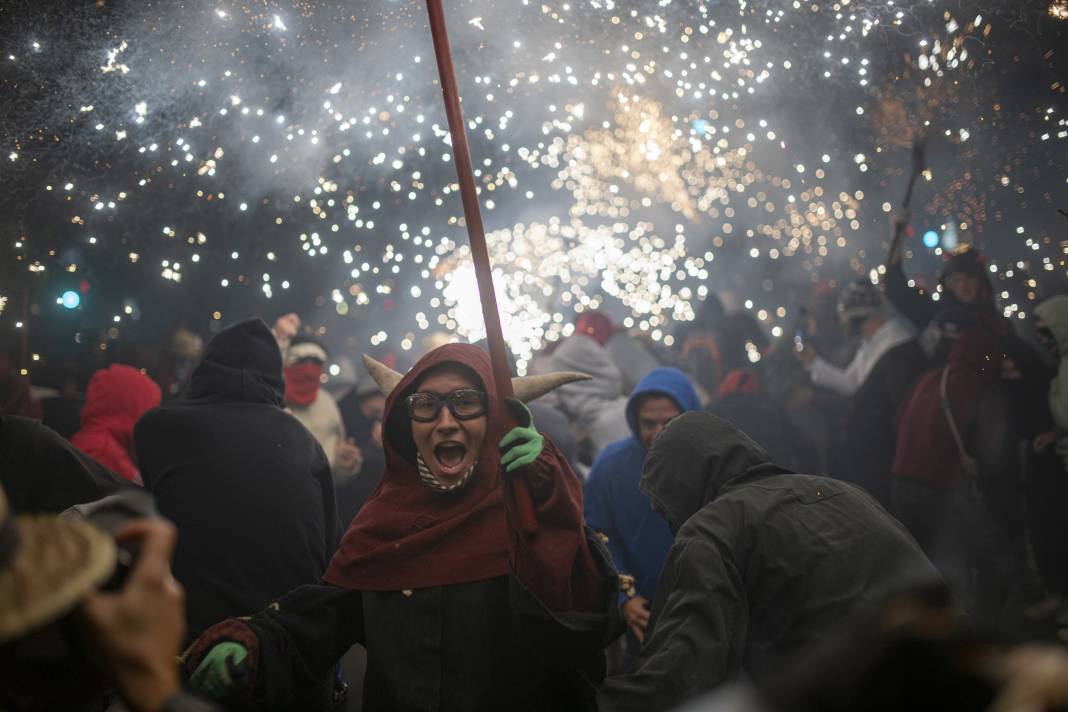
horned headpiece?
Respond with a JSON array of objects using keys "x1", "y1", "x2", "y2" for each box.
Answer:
[{"x1": 362, "y1": 354, "x2": 589, "y2": 402}]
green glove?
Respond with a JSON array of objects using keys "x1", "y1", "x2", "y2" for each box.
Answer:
[
  {"x1": 189, "y1": 641, "x2": 248, "y2": 700},
  {"x1": 500, "y1": 398, "x2": 544, "y2": 473}
]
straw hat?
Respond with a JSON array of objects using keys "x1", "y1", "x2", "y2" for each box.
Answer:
[{"x1": 0, "y1": 489, "x2": 117, "y2": 643}]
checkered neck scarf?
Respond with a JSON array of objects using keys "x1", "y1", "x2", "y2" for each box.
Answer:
[{"x1": 416, "y1": 452, "x2": 476, "y2": 493}]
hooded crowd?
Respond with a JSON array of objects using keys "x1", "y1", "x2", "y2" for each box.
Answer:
[{"x1": 3, "y1": 212, "x2": 1068, "y2": 712}]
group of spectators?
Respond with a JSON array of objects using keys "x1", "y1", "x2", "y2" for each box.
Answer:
[{"x1": 2, "y1": 210, "x2": 1068, "y2": 711}]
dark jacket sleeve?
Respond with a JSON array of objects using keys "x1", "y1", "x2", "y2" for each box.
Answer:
[
  {"x1": 884, "y1": 261, "x2": 937, "y2": 332},
  {"x1": 598, "y1": 537, "x2": 749, "y2": 712},
  {"x1": 184, "y1": 583, "x2": 362, "y2": 710},
  {"x1": 311, "y1": 446, "x2": 342, "y2": 556},
  {"x1": 509, "y1": 525, "x2": 623, "y2": 709}
]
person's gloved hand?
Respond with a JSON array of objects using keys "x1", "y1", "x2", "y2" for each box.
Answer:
[
  {"x1": 189, "y1": 641, "x2": 248, "y2": 701},
  {"x1": 499, "y1": 398, "x2": 544, "y2": 474}
]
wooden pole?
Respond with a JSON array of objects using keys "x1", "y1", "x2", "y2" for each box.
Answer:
[{"x1": 424, "y1": 0, "x2": 537, "y2": 533}]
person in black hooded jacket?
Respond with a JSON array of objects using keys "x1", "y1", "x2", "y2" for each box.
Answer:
[
  {"x1": 134, "y1": 319, "x2": 340, "y2": 646},
  {"x1": 597, "y1": 412, "x2": 940, "y2": 712}
]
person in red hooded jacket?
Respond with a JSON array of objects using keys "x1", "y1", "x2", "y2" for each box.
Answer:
[
  {"x1": 71, "y1": 364, "x2": 161, "y2": 484},
  {"x1": 183, "y1": 343, "x2": 620, "y2": 712}
]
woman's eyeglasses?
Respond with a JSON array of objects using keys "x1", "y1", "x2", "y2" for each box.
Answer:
[{"x1": 405, "y1": 389, "x2": 487, "y2": 423}]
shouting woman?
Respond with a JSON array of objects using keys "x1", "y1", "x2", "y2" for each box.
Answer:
[{"x1": 184, "y1": 343, "x2": 620, "y2": 711}]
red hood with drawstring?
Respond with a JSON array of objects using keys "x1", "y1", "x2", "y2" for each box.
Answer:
[
  {"x1": 71, "y1": 365, "x2": 161, "y2": 483},
  {"x1": 892, "y1": 329, "x2": 999, "y2": 487},
  {"x1": 324, "y1": 343, "x2": 606, "y2": 612}
]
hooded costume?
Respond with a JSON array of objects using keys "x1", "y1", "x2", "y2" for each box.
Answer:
[
  {"x1": 551, "y1": 334, "x2": 631, "y2": 461},
  {"x1": 134, "y1": 319, "x2": 339, "y2": 645},
  {"x1": 585, "y1": 368, "x2": 700, "y2": 608},
  {"x1": 70, "y1": 364, "x2": 161, "y2": 483},
  {"x1": 184, "y1": 344, "x2": 619, "y2": 712},
  {"x1": 598, "y1": 412, "x2": 938, "y2": 712}
]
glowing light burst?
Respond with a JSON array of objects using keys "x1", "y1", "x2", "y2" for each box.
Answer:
[{"x1": 441, "y1": 217, "x2": 697, "y2": 371}]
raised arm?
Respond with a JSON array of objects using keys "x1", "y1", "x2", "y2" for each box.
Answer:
[{"x1": 883, "y1": 209, "x2": 938, "y2": 332}]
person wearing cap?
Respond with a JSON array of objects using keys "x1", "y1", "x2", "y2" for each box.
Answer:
[
  {"x1": 884, "y1": 211, "x2": 1050, "y2": 407},
  {"x1": 883, "y1": 209, "x2": 998, "y2": 335},
  {"x1": 577, "y1": 311, "x2": 664, "y2": 395},
  {"x1": 284, "y1": 334, "x2": 364, "y2": 484},
  {"x1": 0, "y1": 488, "x2": 219, "y2": 711},
  {"x1": 183, "y1": 343, "x2": 619, "y2": 711},
  {"x1": 797, "y1": 281, "x2": 928, "y2": 504}
]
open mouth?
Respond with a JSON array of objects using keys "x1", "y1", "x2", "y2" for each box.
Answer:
[{"x1": 433, "y1": 442, "x2": 468, "y2": 476}]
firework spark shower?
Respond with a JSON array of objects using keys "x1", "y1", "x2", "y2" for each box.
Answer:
[{"x1": 1, "y1": 0, "x2": 1065, "y2": 370}]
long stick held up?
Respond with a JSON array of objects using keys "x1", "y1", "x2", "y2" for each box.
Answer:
[
  {"x1": 424, "y1": 0, "x2": 538, "y2": 534},
  {"x1": 424, "y1": 0, "x2": 513, "y2": 401},
  {"x1": 887, "y1": 137, "x2": 927, "y2": 265}
]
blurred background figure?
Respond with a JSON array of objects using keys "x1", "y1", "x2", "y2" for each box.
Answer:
[
  {"x1": 336, "y1": 370, "x2": 387, "y2": 527},
  {"x1": 284, "y1": 334, "x2": 363, "y2": 485},
  {"x1": 798, "y1": 280, "x2": 927, "y2": 505},
  {"x1": 153, "y1": 327, "x2": 204, "y2": 401},
  {"x1": 70, "y1": 364, "x2": 161, "y2": 484},
  {"x1": 892, "y1": 329, "x2": 1042, "y2": 629},
  {"x1": 551, "y1": 330, "x2": 631, "y2": 468},
  {"x1": 0, "y1": 354, "x2": 40, "y2": 420}
]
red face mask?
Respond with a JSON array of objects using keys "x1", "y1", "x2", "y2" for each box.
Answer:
[{"x1": 284, "y1": 361, "x2": 323, "y2": 406}]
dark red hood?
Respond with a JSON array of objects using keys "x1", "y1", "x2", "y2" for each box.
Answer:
[{"x1": 324, "y1": 343, "x2": 512, "y2": 590}]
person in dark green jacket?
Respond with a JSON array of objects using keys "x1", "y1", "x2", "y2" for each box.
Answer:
[{"x1": 598, "y1": 412, "x2": 940, "y2": 712}]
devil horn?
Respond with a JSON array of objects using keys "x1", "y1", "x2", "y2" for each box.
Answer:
[
  {"x1": 362, "y1": 355, "x2": 405, "y2": 397},
  {"x1": 511, "y1": 371, "x2": 590, "y2": 402}
]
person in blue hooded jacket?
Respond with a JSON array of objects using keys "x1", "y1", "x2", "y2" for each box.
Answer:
[{"x1": 584, "y1": 367, "x2": 700, "y2": 652}]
